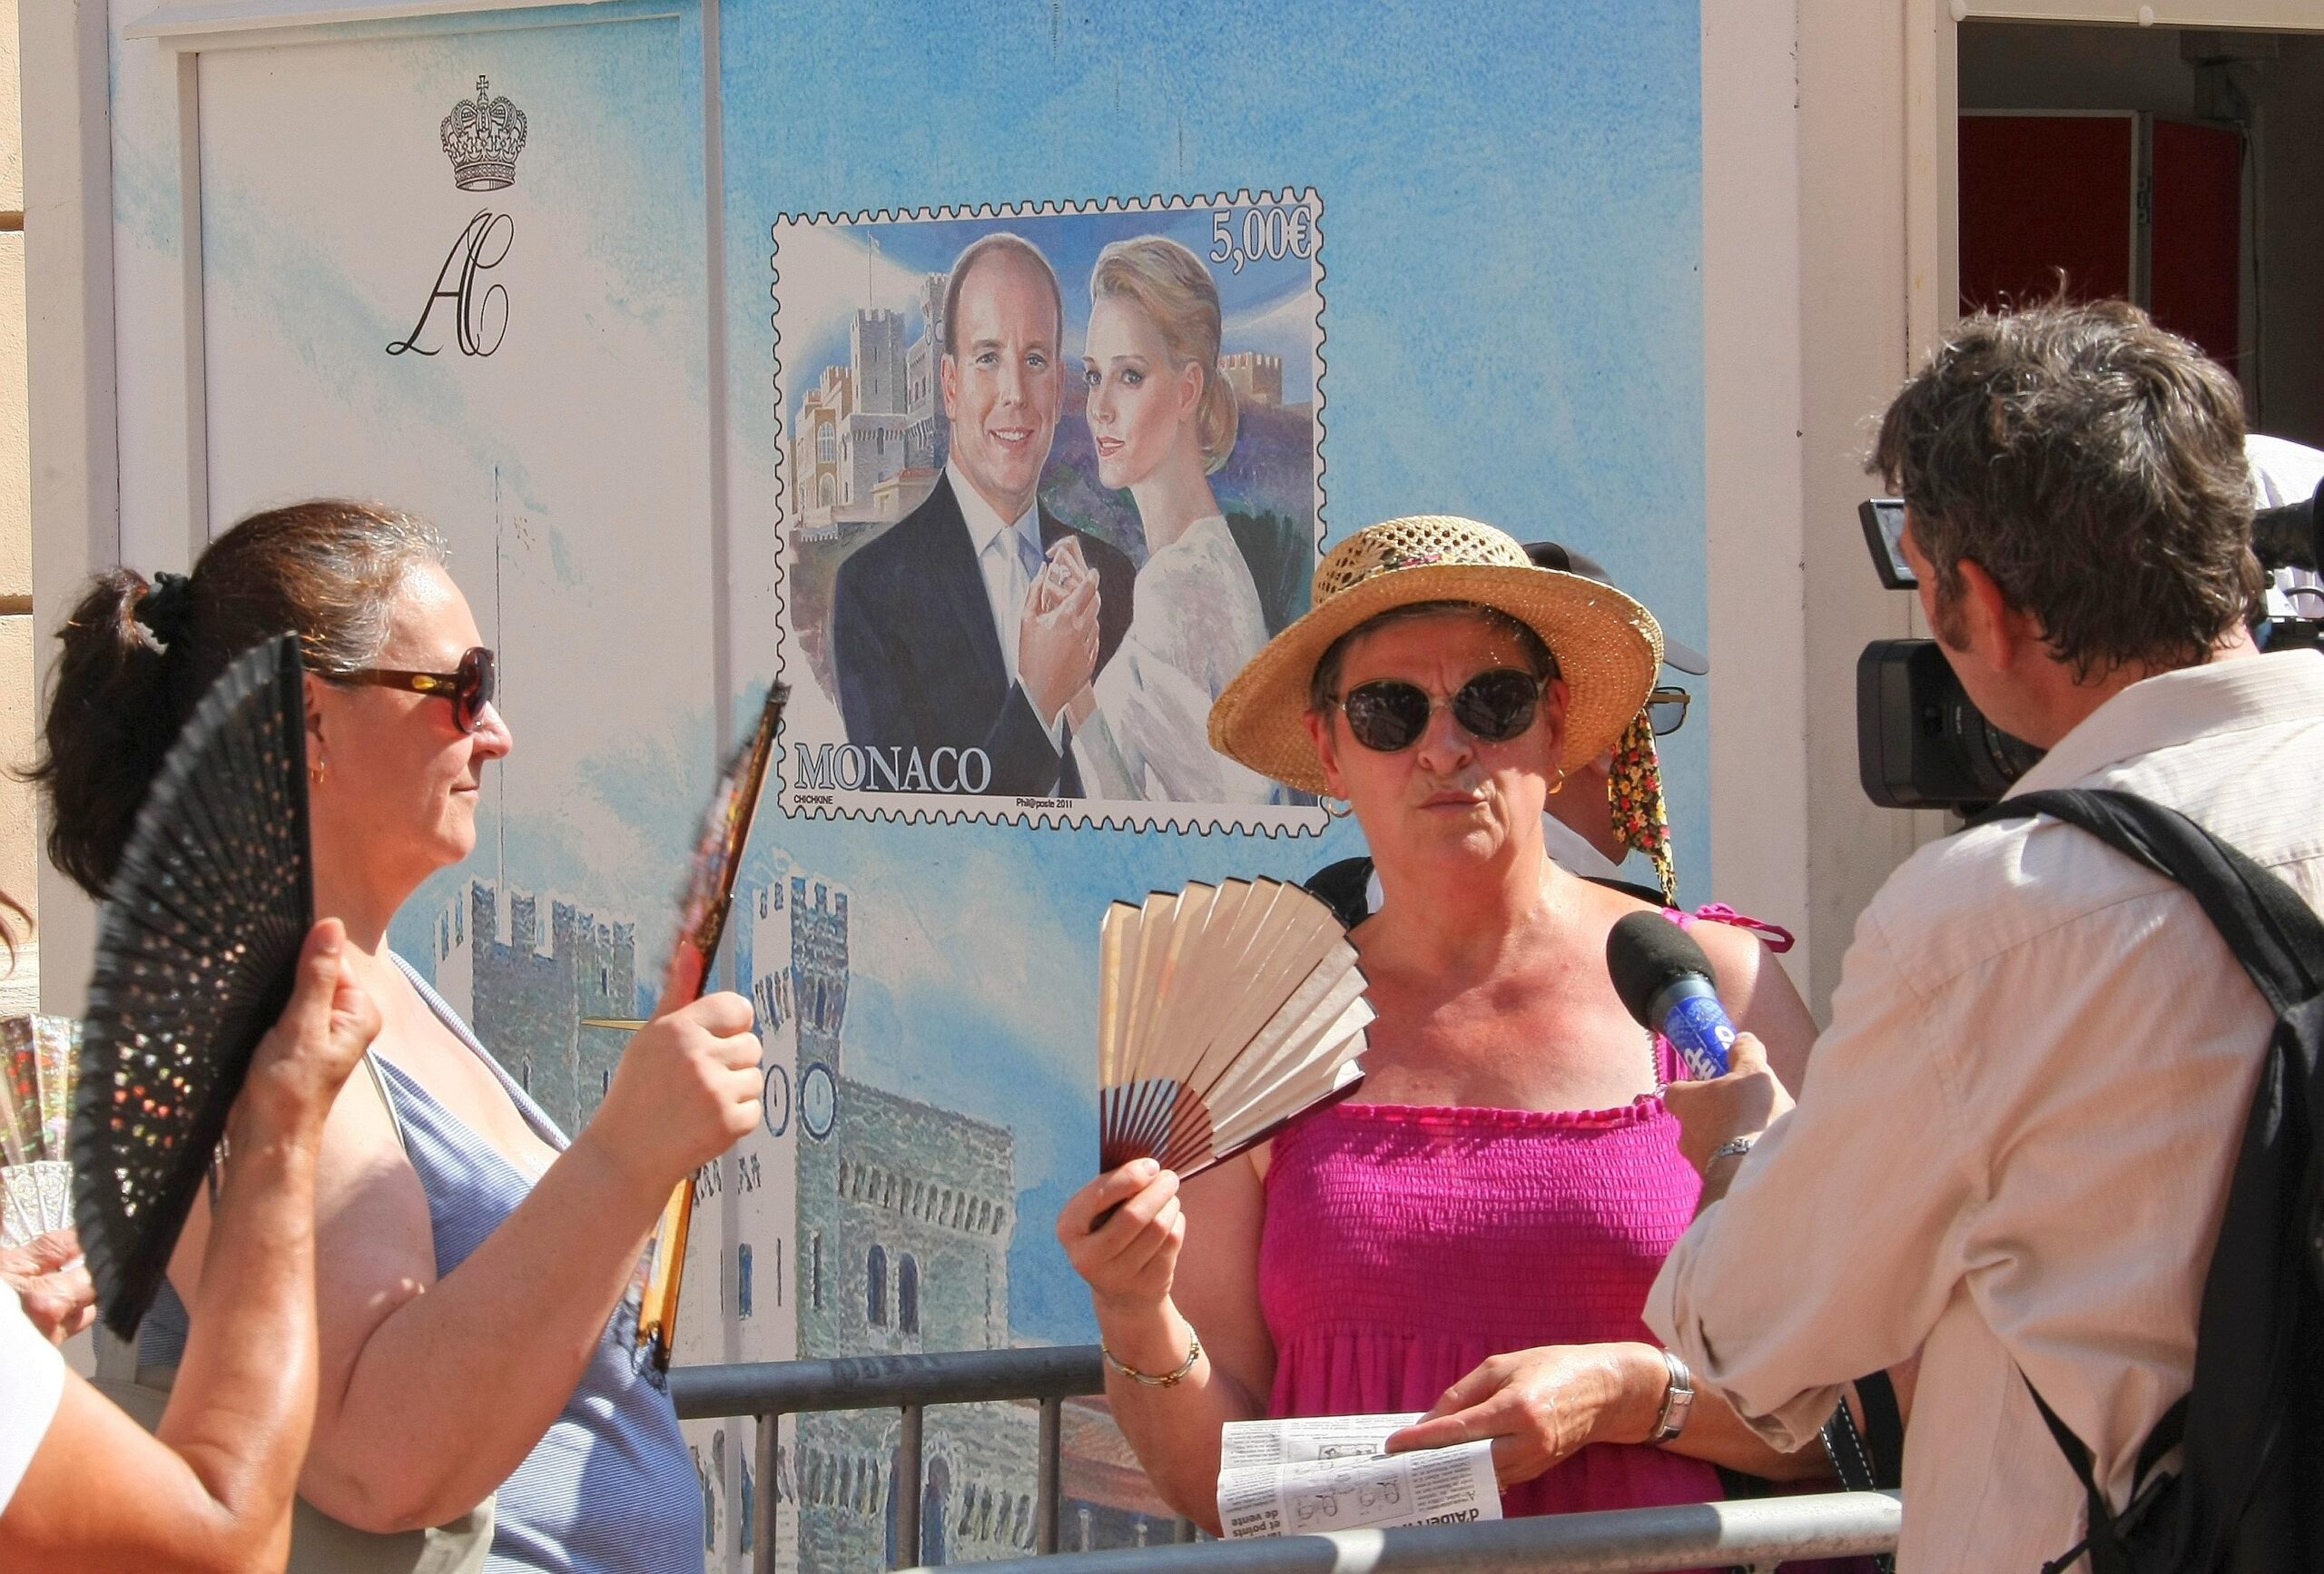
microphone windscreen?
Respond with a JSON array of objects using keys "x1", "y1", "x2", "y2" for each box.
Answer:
[{"x1": 1607, "y1": 910, "x2": 1719, "y2": 1031}]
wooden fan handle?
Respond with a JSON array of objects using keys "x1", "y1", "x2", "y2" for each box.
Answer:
[
  {"x1": 638, "y1": 938, "x2": 713, "y2": 1372},
  {"x1": 637, "y1": 1178, "x2": 694, "y2": 1371}
]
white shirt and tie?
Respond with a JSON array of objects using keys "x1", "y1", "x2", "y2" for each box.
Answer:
[
  {"x1": 1647, "y1": 650, "x2": 2324, "y2": 1573},
  {"x1": 950, "y1": 459, "x2": 1068, "y2": 749}
]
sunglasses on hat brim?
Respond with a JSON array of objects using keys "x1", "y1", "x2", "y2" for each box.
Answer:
[{"x1": 1646, "y1": 685, "x2": 1690, "y2": 737}]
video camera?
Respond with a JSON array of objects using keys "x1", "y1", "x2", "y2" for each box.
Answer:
[{"x1": 1855, "y1": 482, "x2": 2324, "y2": 812}]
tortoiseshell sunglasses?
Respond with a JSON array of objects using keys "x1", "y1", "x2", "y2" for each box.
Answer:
[{"x1": 330, "y1": 645, "x2": 497, "y2": 733}]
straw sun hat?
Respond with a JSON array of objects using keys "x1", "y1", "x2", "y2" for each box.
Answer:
[{"x1": 1208, "y1": 516, "x2": 1665, "y2": 796}]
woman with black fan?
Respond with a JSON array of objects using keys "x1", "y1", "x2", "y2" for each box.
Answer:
[
  {"x1": 34, "y1": 502, "x2": 762, "y2": 1574},
  {"x1": 1059, "y1": 516, "x2": 1844, "y2": 1536}
]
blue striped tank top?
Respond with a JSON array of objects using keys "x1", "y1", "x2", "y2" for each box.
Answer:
[{"x1": 143, "y1": 959, "x2": 702, "y2": 1573}]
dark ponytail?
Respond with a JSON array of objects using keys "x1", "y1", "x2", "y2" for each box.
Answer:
[
  {"x1": 32, "y1": 571, "x2": 186, "y2": 898},
  {"x1": 30, "y1": 501, "x2": 448, "y2": 899}
]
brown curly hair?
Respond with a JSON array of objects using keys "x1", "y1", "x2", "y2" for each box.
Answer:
[{"x1": 1872, "y1": 298, "x2": 2263, "y2": 680}]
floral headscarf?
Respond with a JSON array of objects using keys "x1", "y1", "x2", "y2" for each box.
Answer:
[{"x1": 1608, "y1": 710, "x2": 1677, "y2": 905}]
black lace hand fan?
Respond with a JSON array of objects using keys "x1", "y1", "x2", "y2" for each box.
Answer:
[
  {"x1": 74, "y1": 633, "x2": 312, "y2": 1338},
  {"x1": 1097, "y1": 878, "x2": 1373, "y2": 1183}
]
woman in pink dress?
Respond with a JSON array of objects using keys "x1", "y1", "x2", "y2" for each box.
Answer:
[{"x1": 1058, "y1": 516, "x2": 1837, "y2": 1531}]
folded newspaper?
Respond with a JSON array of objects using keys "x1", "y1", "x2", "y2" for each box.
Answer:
[{"x1": 1215, "y1": 1412, "x2": 1502, "y2": 1540}]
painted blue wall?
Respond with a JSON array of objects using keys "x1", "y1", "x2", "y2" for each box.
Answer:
[{"x1": 717, "y1": 0, "x2": 1706, "y2": 1342}]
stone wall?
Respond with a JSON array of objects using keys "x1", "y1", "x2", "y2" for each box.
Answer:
[{"x1": 794, "y1": 1075, "x2": 1023, "y2": 1567}]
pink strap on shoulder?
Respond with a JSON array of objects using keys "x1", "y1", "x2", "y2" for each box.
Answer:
[{"x1": 1659, "y1": 902, "x2": 1797, "y2": 954}]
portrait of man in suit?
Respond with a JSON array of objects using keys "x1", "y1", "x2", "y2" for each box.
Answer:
[{"x1": 830, "y1": 232, "x2": 1137, "y2": 797}]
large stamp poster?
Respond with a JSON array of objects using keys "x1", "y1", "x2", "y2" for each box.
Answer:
[{"x1": 771, "y1": 195, "x2": 1327, "y2": 834}]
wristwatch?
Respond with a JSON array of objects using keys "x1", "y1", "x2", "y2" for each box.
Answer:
[{"x1": 1649, "y1": 1348, "x2": 1696, "y2": 1442}]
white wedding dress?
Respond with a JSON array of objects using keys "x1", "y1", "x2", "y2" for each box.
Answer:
[{"x1": 1074, "y1": 514, "x2": 1281, "y2": 804}]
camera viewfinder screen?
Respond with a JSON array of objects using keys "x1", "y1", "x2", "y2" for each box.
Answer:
[{"x1": 1861, "y1": 499, "x2": 1916, "y2": 590}]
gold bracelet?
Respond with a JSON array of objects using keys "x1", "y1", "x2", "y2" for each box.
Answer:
[{"x1": 1101, "y1": 1324, "x2": 1204, "y2": 1388}]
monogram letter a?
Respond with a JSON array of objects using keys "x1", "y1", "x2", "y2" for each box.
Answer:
[{"x1": 388, "y1": 211, "x2": 513, "y2": 358}]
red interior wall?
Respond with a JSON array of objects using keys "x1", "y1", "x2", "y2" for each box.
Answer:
[
  {"x1": 2150, "y1": 120, "x2": 2244, "y2": 369},
  {"x1": 1960, "y1": 114, "x2": 2133, "y2": 311}
]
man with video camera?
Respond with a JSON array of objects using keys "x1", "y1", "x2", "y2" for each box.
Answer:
[{"x1": 1645, "y1": 299, "x2": 2324, "y2": 1573}]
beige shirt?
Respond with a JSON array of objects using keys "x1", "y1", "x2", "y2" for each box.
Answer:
[{"x1": 1646, "y1": 649, "x2": 2324, "y2": 1574}]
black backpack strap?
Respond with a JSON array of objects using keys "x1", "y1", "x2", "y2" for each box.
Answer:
[
  {"x1": 1820, "y1": 1373, "x2": 1904, "y2": 1492},
  {"x1": 2023, "y1": 1375, "x2": 2190, "y2": 1574},
  {"x1": 2024, "y1": 1374, "x2": 2126, "y2": 1574},
  {"x1": 1821, "y1": 1398, "x2": 1878, "y2": 1491},
  {"x1": 1856, "y1": 1369, "x2": 1905, "y2": 1486},
  {"x1": 1818, "y1": 1392, "x2": 1899, "y2": 1574},
  {"x1": 1583, "y1": 874, "x2": 1673, "y2": 906}
]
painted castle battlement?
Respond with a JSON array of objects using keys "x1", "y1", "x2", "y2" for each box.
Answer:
[
  {"x1": 1220, "y1": 349, "x2": 1284, "y2": 406},
  {"x1": 431, "y1": 879, "x2": 636, "y2": 1135},
  {"x1": 787, "y1": 874, "x2": 851, "y2": 1076}
]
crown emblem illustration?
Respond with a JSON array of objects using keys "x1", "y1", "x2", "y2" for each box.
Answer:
[{"x1": 442, "y1": 75, "x2": 527, "y2": 192}]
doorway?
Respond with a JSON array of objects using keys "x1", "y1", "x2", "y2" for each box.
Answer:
[{"x1": 1958, "y1": 20, "x2": 2324, "y2": 448}]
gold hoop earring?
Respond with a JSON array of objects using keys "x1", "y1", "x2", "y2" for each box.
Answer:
[
  {"x1": 1322, "y1": 795, "x2": 1354, "y2": 821},
  {"x1": 1547, "y1": 768, "x2": 1567, "y2": 796},
  {"x1": 309, "y1": 757, "x2": 328, "y2": 786}
]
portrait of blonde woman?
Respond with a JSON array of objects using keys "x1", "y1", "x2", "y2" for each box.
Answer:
[{"x1": 1064, "y1": 234, "x2": 1280, "y2": 804}]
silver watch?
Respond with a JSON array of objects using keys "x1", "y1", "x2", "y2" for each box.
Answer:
[{"x1": 1649, "y1": 1347, "x2": 1696, "y2": 1442}]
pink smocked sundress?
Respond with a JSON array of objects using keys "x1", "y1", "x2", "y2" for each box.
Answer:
[
  {"x1": 1253, "y1": 909, "x2": 1856, "y2": 1571},
  {"x1": 1258, "y1": 1067, "x2": 1723, "y2": 1521}
]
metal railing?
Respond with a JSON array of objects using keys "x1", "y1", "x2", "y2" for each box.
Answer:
[
  {"x1": 907, "y1": 1491, "x2": 1904, "y2": 1574},
  {"x1": 668, "y1": 1345, "x2": 1108, "y2": 1571},
  {"x1": 671, "y1": 1350, "x2": 1903, "y2": 1574}
]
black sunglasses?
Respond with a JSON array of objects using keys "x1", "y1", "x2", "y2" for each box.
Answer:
[
  {"x1": 330, "y1": 645, "x2": 498, "y2": 733},
  {"x1": 1331, "y1": 668, "x2": 1542, "y2": 753},
  {"x1": 1647, "y1": 685, "x2": 1691, "y2": 737}
]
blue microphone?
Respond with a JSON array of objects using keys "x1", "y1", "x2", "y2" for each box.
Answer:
[{"x1": 1607, "y1": 912, "x2": 1737, "y2": 1080}]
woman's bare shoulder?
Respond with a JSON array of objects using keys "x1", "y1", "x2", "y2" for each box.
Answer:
[
  {"x1": 1688, "y1": 910, "x2": 1769, "y2": 970},
  {"x1": 1568, "y1": 873, "x2": 1664, "y2": 936},
  {"x1": 1568, "y1": 880, "x2": 1781, "y2": 999}
]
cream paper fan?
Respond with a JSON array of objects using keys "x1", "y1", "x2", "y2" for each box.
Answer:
[
  {"x1": 1, "y1": 1016, "x2": 81, "y2": 1246},
  {"x1": 1098, "y1": 879, "x2": 1372, "y2": 1180}
]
